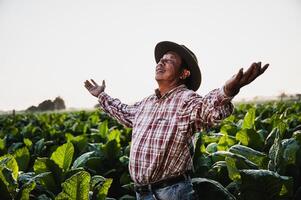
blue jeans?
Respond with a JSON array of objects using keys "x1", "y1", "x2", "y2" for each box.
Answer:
[{"x1": 136, "y1": 179, "x2": 197, "y2": 200}]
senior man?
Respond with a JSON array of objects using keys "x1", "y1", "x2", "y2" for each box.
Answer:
[{"x1": 84, "y1": 41, "x2": 268, "y2": 200}]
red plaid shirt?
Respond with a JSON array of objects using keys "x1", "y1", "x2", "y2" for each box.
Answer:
[{"x1": 98, "y1": 84, "x2": 233, "y2": 185}]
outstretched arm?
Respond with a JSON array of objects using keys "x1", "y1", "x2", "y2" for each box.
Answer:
[
  {"x1": 187, "y1": 62, "x2": 269, "y2": 132},
  {"x1": 223, "y1": 62, "x2": 269, "y2": 97},
  {"x1": 84, "y1": 79, "x2": 140, "y2": 127}
]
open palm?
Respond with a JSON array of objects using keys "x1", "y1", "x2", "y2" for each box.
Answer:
[
  {"x1": 84, "y1": 79, "x2": 106, "y2": 97},
  {"x1": 224, "y1": 62, "x2": 269, "y2": 97}
]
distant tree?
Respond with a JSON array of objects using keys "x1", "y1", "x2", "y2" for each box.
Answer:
[
  {"x1": 296, "y1": 94, "x2": 301, "y2": 101},
  {"x1": 37, "y1": 100, "x2": 54, "y2": 111},
  {"x1": 26, "y1": 105, "x2": 38, "y2": 112},
  {"x1": 53, "y1": 96, "x2": 66, "y2": 110},
  {"x1": 279, "y1": 92, "x2": 287, "y2": 101},
  {"x1": 26, "y1": 96, "x2": 66, "y2": 112}
]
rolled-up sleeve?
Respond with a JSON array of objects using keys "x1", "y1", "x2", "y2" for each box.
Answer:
[
  {"x1": 98, "y1": 92, "x2": 141, "y2": 128},
  {"x1": 183, "y1": 88, "x2": 234, "y2": 133}
]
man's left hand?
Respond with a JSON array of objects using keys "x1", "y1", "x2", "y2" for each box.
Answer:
[{"x1": 223, "y1": 62, "x2": 269, "y2": 97}]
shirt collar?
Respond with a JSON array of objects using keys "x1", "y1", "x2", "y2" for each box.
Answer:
[{"x1": 155, "y1": 84, "x2": 187, "y2": 99}]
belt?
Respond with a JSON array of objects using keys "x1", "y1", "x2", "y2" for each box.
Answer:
[{"x1": 134, "y1": 173, "x2": 191, "y2": 195}]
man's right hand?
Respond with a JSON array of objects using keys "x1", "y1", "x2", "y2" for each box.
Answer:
[{"x1": 84, "y1": 79, "x2": 106, "y2": 97}]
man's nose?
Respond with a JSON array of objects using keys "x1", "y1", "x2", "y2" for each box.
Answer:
[{"x1": 159, "y1": 58, "x2": 165, "y2": 65}]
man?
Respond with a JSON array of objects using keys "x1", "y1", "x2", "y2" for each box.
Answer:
[{"x1": 84, "y1": 41, "x2": 268, "y2": 200}]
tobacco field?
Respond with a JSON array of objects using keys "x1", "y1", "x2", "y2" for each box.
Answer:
[{"x1": 0, "y1": 101, "x2": 301, "y2": 200}]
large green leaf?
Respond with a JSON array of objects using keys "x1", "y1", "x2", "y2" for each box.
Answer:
[
  {"x1": 95, "y1": 178, "x2": 113, "y2": 200},
  {"x1": 239, "y1": 169, "x2": 293, "y2": 199},
  {"x1": 107, "y1": 129, "x2": 121, "y2": 144},
  {"x1": 55, "y1": 171, "x2": 91, "y2": 200},
  {"x1": 0, "y1": 154, "x2": 19, "y2": 180},
  {"x1": 225, "y1": 157, "x2": 241, "y2": 181},
  {"x1": 242, "y1": 108, "x2": 256, "y2": 129},
  {"x1": 65, "y1": 133, "x2": 88, "y2": 154},
  {"x1": 229, "y1": 145, "x2": 268, "y2": 168},
  {"x1": 98, "y1": 120, "x2": 109, "y2": 139},
  {"x1": 51, "y1": 142, "x2": 74, "y2": 171},
  {"x1": 13, "y1": 147, "x2": 30, "y2": 171},
  {"x1": 0, "y1": 166, "x2": 18, "y2": 195},
  {"x1": 102, "y1": 140, "x2": 121, "y2": 160},
  {"x1": 33, "y1": 158, "x2": 62, "y2": 194},
  {"x1": 236, "y1": 129, "x2": 264, "y2": 151}
]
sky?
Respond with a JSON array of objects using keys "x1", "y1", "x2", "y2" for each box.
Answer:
[{"x1": 0, "y1": 0, "x2": 300, "y2": 111}]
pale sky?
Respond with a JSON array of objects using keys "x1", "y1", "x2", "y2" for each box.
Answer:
[{"x1": 0, "y1": 0, "x2": 300, "y2": 111}]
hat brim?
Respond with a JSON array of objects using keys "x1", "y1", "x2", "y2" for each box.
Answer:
[{"x1": 154, "y1": 41, "x2": 202, "y2": 91}]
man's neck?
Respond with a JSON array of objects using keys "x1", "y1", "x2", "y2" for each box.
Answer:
[{"x1": 157, "y1": 81, "x2": 183, "y2": 97}]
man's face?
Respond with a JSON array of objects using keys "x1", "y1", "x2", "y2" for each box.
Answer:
[{"x1": 155, "y1": 51, "x2": 182, "y2": 83}]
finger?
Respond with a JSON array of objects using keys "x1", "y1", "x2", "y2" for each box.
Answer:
[
  {"x1": 84, "y1": 81, "x2": 93, "y2": 89},
  {"x1": 259, "y1": 63, "x2": 269, "y2": 75},
  {"x1": 84, "y1": 80, "x2": 93, "y2": 86},
  {"x1": 102, "y1": 80, "x2": 106, "y2": 87},
  {"x1": 235, "y1": 68, "x2": 243, "y2": 81},
  {"x1": 257, "y1": 62, "x2": 261, "y2": 68},
  {"x1": 246, "y1": 64, "x2": 261, "y2": 83},
  {"x1": 248, "y1": 63, "x2": 269, "y2": 83},
  {"x1": 84, "y1": 80, "x2": 92, "y2": 87},
  {"x1": 91, "y1": 79, "x2": 99, "y2": 86},
  {"x1": 239, "y1": 63, "x2": 256, "y2": 84}
]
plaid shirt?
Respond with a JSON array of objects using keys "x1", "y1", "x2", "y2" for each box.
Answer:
[{"x1": 98, "y1": 84, "x2": 233, "y2": 185}]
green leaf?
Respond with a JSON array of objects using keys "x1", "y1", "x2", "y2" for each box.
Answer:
[
  {"x1": 0, "y1": 166, "x2": 18, "y2": 194},
  {"x1": 107, "y1": 129, "x2": 121, "y2": 144},
  {"x1": 72, "y1": 151, "x2": 95, "y2": 169},
  {"x1": 0, "y1": 154, "x2": 19, "y2": 180},
  {"x1": 192, "y1": 178, "x2": 236, "y2": 200},
  {"x1": 13, "y1": 147, "x2": 30, "y2": 171},
  {"x1": 206, "y1": 143, "x2": 218, "y2": 153},
  {"x1": 236, "y1": 129, "x2": 264, "y2": 151},
  {"x1": 269, "y1": 137, "x2": 301, "y2": 174},
  {"x1": 239, "y1": 169, "x2": 293, "y2": 199},
  {"x1": 119, "y1": 156, "x2": 129, "y2": 166},
  {"x1": 37, "y1": 194, "x2": 52, "y2": 200},
  {"x1": 23, "y1": 138, "x2": 32, "y2": 148},
  {"x1": 65, "y1": 133, "x2": 88, "y2": 153},
  {"x1": 56, "y1": 171, "x2": 91, "y2": 200},
  {"x1": 96, "y1": 178, "x2": 113, "y2": 200},
  {"x1": 229, "y1": 145, "x2": 268, "y2": 168},
  {"x1": 102, "y1": 140, "x2": 121, "y2": 160},
  {"x1": 99, "y1": 120, "x2": 109, "y2": 139},
  {"x1": 34, "y1": 138, "x2": 46, "y2": 156},
  {"x1": 33, "y1": 158, "x2": 62, "y2": 194},
  {"x1": 242, "y1": 108, "x2": 256, "y2": 129},
  {"x1": 119, "y1": 195, "x2": 136, "y2": 200},
  {"x1": 0, "y1": 138, "x2": 5, "y2": 150},
  {"x1": 217, "y1": 134, "x2": 236, "y2": 151},
  {"x1": 51, "y1": 142, "x2": 74, "y2": 171},
  {"x1": 220, "y1": 123, "x2": 238, "y2": 136},
  {"x1": 225, "y1": 157, "x2": 241, "y2": 181},
  {"x1": 90, "y1": 175, "x2": 106, "y2": 190},
  {"x1": 282, "y1": 138, "x2": 300, "y2": 165},
  {"x1": 19, "y1": 181, "x2": 36, "y2": 200}
]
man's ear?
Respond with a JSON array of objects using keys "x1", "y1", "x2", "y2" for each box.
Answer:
[{"x1": 181, "y1": 69, "x2": 190, "y2": 79}]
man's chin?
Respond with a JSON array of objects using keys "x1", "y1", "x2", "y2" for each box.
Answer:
[{"x1": 155, "y1": 75, "x2": 164, "y2": 82}]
